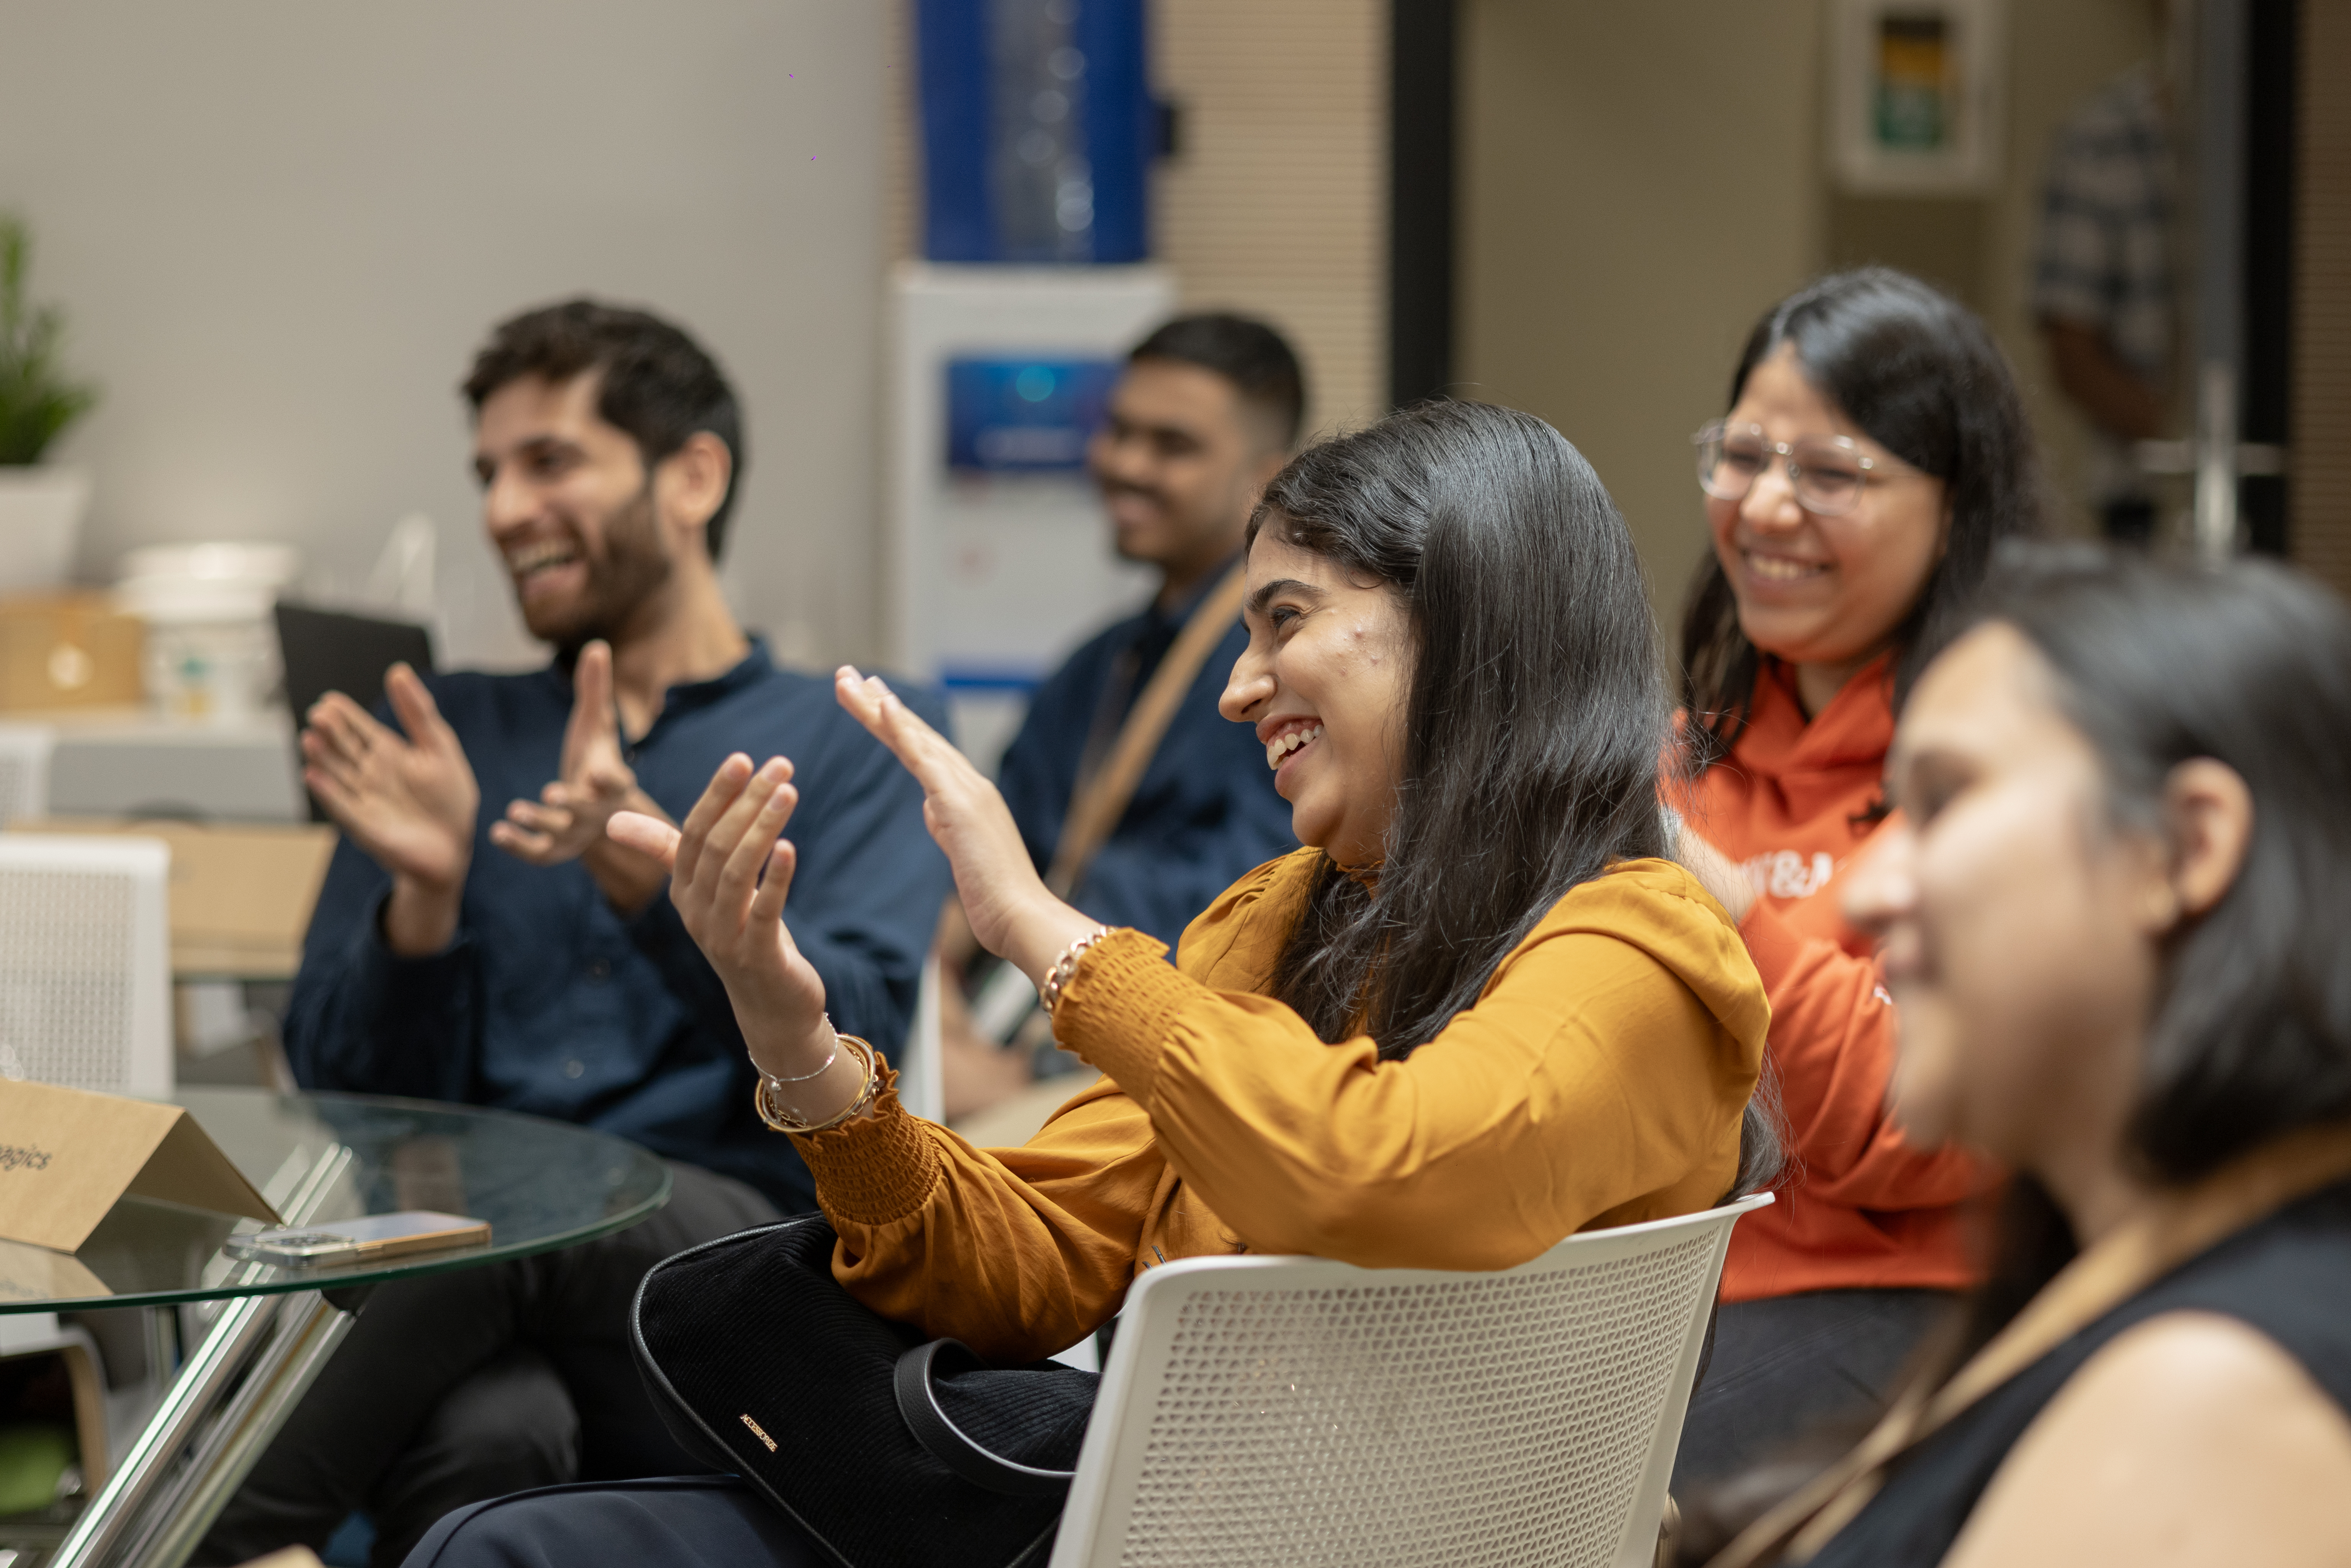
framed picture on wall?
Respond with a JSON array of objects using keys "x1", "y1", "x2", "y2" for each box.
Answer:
[{"x1": 1829, "y1": 0, "x2": 2007, "y2": 195}]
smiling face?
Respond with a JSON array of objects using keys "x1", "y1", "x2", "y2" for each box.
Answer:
[
  {"x1": 1710, "y1": 342, "x2": 1950, "y2": 696},
  {"x1": 474, "y1": 371, "x2": 678, "y2": 648},
  {"x1": 1088, "y1": 358, "x2": 1286, "y2": 597},
  {"x1": 1219, "y1": 525, "x2": 1414, "y2": 869},
  {"x1": 1845, "y1": 624, "x2": 2163, "y2": 1174}
]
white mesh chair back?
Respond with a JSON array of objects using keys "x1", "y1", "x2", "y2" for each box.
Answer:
[
  {"x1": 0, "y1": 834, "x2": 172, "y2": 1097},
  {"x1": 894, "y1": 953, "x2": 946, "y2": 1123},
  {"x1": 0, "y1": 723, "x2": 56, "y2": 825},
  {"x1": 1052, "y1": 1192, "x2": 1774, "y2": 1568}
]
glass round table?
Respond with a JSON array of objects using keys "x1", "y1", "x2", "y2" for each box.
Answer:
[{"x1": 0, "y1": 1087, "x2": 671, "y2": 1568}]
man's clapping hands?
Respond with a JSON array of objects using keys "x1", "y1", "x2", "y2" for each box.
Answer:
[{"x1": 488, "y1": 639, "x2": 672, "y2": 914}]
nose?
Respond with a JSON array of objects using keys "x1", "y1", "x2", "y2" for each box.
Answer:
[
  {"x1": 1219, "y1": 637, "x2": 1274, "y2": 723},
  {"x1": 1739, "y1": 459, "x2": 1805, "y2": 532},
  {"x1": 1841, "y1": 823, "x2": 1917, "y2": 938},
  {"x1": 481, "y1": 463, "x2": 538, "y2": 539},
  {"x1": 1091, "y1": 427, "x2": 1153, "y2": 489}
]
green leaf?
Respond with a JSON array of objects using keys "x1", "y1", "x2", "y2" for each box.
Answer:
[{"x1": 0, "y1": 212, "x2": 99, "y2": 466}]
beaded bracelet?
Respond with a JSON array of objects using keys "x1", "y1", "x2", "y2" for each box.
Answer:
[
  {"x1": 753, "y1": 1033, "x2": 882, "y2": 1135},
  {"x1": 1038, "y1": 925, "x2": 1112, "y2": 1017}
]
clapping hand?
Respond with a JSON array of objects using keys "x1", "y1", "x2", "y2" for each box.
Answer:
[
  {"x1": 830, "y1": 667, "x2": 1099, "y2": 985},
  {"x1": 608, "y1": 755, "x2": 833, "y2": 1083},
  {"x1": 491, "y1": 640, "x2": 671, "y2": 913},
  {"x1": 605, "y1": 665, "x2": 1104, "y2": 1118},
  {"x1": 301, "y1": 663, "x2": 479, "y2": 953}
]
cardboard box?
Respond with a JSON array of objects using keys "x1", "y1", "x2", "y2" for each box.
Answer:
[
  {"x1": 16, "y1": 817, "x2": 337, "y2": 980},
  {"x1": 0, "y1": 594, "x2": 144, "y2": 711},
  {"x1": 0, "y1": 1077, "x2": 279, "y2": 1252}
]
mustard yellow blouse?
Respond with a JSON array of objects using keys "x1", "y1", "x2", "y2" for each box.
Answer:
[{"x1": 795, "y1": 848, "x2": 1769, "y2": 1363}]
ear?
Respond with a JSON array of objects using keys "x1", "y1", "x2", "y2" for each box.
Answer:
[
  {"x1": 2163, "y1": 757, "x2": 2254, "y2": 920},
  {"x1": 655, "y1": 431, "x2": 734, "y2": 544}
]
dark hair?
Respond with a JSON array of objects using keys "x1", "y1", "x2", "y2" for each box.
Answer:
[
  {"x1": 1680, "y1": 268, "x2": 2042, "y2": 764},
  {"x1": 463, "y1": 299, "x2": 747, "y2": 560},
  {"x1": 1947, "y1": 544, "x2": 2351, "y2": 1360},
  {"x1": 1251, "y1": 400, "x2": 1780, "y2": 1196},
  {"x1": 1130, "y1": 312, "x2": 1308, "y2": 450}
]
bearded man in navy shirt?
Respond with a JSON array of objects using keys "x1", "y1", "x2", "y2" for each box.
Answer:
[{"x1": 201, "y1": 301, "x2": 949, "y2": 1568}]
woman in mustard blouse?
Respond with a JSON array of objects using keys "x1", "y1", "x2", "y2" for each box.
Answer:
[{"x1": 408, "y1": 401, "x2": 1774, "y2": 1565}]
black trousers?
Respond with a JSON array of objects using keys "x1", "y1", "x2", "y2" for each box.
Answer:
[
  {"x1": 403, "y1": 1476, "x2": 817, "y2": 1568},
  {"x1": 1672, "y1": 1286, "x2": 1960, "y2": 1491},
  {"x1": 196, "y1": 1161, "x2": 783, "y2": 1568}
]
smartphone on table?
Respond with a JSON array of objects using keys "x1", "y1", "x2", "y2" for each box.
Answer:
[{"x1": 222, "y1": 1211, "x2": 491, "y2": 1266}]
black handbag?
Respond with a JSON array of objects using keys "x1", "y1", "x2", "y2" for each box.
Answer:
[{"x1": 629, "y1": 1215, "x2": 1101, "y2": 1568}]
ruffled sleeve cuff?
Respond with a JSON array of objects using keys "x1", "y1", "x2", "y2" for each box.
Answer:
[
  {"x1": 791, "y1": 1072, "x2": 944, "y2": 1226},
  {"x1": 1049, "y1": 928, "x2": 1204, "y2": 1109}
]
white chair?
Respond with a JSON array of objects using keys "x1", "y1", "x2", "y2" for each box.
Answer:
[
  {"x1": 0, "y1": 721, "x2": 56, "y2": 824},
  {"x1": 893, "y1": 953, "x2": 946, "y2": 1123},
  {"x1": 1051, "y1": 1192, "x2": 1773, "y2": 1568},
  {"x1": 0, "y1": 833, "x2": 172, "y2": 1097},
  {"x1": 0, "y1": 833, "x2": 176, "y2": 1500}
]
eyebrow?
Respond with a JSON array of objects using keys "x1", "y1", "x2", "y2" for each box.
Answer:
[
  {"x1": 1246, "y1": 577, "x2": 1324, "y2": 616},
  {"x1": 1104, "y1": 412, "x2": 1200, "y2": 446},
  {"x1": 473, "y1": 433, "x2": 578, "y2": 479}
]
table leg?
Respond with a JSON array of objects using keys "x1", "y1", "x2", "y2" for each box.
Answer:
[
  {"x1": 46, "y1": 1290, "x2": 286, "y2": 1568},
  {"x1": 47, "y1": 1287, "x2": 366, "y2": 1568},
  {"x1": 49, "y1": 1143, "x2": 365, "y2": 1568}
]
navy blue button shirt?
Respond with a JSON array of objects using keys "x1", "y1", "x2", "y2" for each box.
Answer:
[
  {"x1": 284, "y1": 641, "x2": 951, "y2": 1211},
  {"x1": 996, "y1": 580, "x2": 1296, "y2": 947}
]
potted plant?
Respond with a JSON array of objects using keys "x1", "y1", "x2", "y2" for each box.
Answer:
[{"x1": 0, "y1": 212, "x2": 98, "y2": 594}]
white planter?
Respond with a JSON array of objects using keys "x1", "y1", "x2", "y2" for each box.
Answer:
[{"x1": 0, "y1": 466, "x2": 91, "y2": 596}]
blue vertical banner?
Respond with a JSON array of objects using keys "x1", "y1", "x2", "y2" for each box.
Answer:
[
  {"x1": 1074, "y1": 0, "x2": 1151, "y2": 261},
  {"x1": 914, "y1": 0, "x2": 1153, "y2": 264}
]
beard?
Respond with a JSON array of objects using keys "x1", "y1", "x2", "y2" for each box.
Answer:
[{"x1": 521, "y1": 482, "x2": 676, "y2": 652}]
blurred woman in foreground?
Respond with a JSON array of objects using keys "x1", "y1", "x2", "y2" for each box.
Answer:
[
  {"x1": 1668, "y1": 268, "x2": 2036, "y2": 1484},
  {"x1": 1709, "y1": 548, "x2": 2351, "y2": 1566},
  {"x1": 407, "y1": 401, "x2": 1775, "y2": 1565}
]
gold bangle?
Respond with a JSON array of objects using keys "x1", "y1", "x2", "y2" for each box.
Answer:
[
  {"x1": 1039, "y1": 926, "x2": 1112, "y2": 1017},
  {"x1": 753, "y1": 1033, "x2": 882, "y2": 1135}
]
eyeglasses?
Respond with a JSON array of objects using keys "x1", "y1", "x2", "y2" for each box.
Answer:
[{"x1": 1693, "y1": 421, "x2": 1880, "y2": 517}]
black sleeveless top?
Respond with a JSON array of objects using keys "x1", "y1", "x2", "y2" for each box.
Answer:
[{"x1": 1807, "y1": 1178, "x2": 2351, "y2": 1566}]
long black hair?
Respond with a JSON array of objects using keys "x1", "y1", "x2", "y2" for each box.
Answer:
[
  {"x1": 1252, "y1": 400, "x2": 1781, "y2": 1194},
  {"x1": 1947, "y1": 544, "x2": 2351, "y2": 1362},
  {"x1": 1681, "y1": 268, "x2": 2042, "y2": 765}
]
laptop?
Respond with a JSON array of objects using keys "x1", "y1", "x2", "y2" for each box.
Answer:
[{"x1": 273, "y1": 600, "x2": 437, "y2": 822}]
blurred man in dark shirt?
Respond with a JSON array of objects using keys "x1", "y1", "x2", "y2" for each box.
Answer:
[{"x1": 947, "y1": 315, "x2": 1302, "y2": 1113}]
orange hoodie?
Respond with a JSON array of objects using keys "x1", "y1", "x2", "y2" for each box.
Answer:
[{"x1": 1675, "y1": 654, "x2": 1992, "y2": 1301}]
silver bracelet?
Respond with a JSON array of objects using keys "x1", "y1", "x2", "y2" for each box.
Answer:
[{"x1": 759, "y1": 1017, "x2": 838, "y2": 1084}]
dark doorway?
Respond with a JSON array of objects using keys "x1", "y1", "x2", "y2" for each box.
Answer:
[
  {"x1": 1390, "y1": 0, "x2": 1456, "y2": 408},
  {"x1": 2242, "y1": 0, "x2": 2297, "y2": 555}
]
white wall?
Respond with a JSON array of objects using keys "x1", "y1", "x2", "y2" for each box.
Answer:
[
  {"x1": 0, "y1": 0, "x2": 885, "y2": 668},
  {"x1": 1456, "y1": 0, "x2": 1828, "y2": 626}
]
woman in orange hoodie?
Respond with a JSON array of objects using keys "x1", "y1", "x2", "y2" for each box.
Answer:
[{"x1": 1666, "y1": 269, "x2": 2041, "y2": 1489}]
